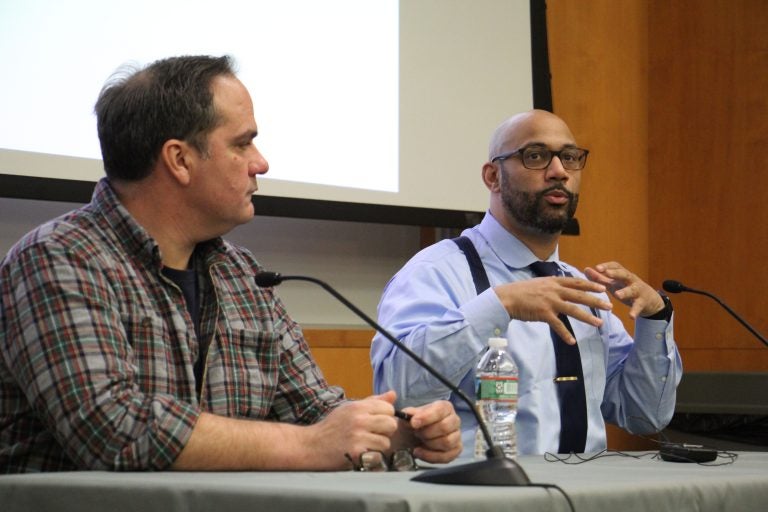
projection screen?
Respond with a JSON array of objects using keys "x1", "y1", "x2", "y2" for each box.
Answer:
[{"x1": 0, "y1": 0, "x2": 550, "y2": 227}]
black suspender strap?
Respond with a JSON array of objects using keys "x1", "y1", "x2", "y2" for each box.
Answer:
[{"x1": 451, "y1": 236, "x2": 490, "y2": 295}]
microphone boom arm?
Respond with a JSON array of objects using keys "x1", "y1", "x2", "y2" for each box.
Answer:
[{"x1": 680, "y1": 286, "x2": 768, "y2": 348}]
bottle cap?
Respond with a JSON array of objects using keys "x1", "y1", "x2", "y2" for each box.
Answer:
[{"x1": 488, "y1": 337, "x2": 508, "y2": 348}]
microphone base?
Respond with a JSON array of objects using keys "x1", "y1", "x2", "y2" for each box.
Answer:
[{"x1": 411, "y1": 456, "x2": 531, "y2": 486}]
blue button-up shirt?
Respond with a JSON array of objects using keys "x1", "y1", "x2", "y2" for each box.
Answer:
[{"x1": 371, "y1": 212, "x2": 682, "y2": 456}]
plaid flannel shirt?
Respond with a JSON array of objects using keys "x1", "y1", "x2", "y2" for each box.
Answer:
[{"x1": 0, "y1": 179, "x2": 345, "y2": 472}]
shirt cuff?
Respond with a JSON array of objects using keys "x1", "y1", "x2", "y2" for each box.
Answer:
[{"x1": 634, "y1": 313, "x2": 676, "y2": 355}]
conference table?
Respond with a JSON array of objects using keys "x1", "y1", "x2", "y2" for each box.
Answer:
[{"x1": 2, "y1": 451, "x2": 767, "y2": 512}]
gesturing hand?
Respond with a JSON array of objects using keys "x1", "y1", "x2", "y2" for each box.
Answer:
[
  {"x1": 584, "y1": 261, "x2": 664, "y2": 319},
  {"x1": 494, "y1": 276, "x2": 612, "y2": 345}
]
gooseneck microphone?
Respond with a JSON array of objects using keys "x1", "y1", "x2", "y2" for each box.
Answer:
[
  {"x1": 255, "y1": 271, "x2": 531, "y2": 486},
  {"x1": 662, "y1": 279, "x2": 768, "y2": 348}
]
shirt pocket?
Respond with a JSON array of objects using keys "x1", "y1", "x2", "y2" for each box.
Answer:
[{"x1": 205, "y1": 328, "x2": 281, "y2": 418}]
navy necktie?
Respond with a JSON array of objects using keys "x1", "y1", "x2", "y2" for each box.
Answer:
[{"x1": 529, "y1": 261, "x2": 588, "y2": 454}]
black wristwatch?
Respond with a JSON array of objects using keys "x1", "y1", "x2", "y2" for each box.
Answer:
[{"x1": 643, "y1": 291, "x2": 673, "y2": 322}]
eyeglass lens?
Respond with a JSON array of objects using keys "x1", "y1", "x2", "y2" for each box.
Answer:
[
  {"x1": 360, "y1": 451, "x2": 389, "y2": 472},
  {"x1": 390, "y1": 450, "x2": 417, "y2": 472},
  {"x1": 522, "y1": 146, "x2": 586, "y2": 170}
]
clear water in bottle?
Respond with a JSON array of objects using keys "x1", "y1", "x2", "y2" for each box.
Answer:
[{"x1": 474, "y1": 337, "x2": 518, "y2": 459}]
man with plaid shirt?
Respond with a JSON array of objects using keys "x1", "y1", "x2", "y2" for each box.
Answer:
[{"x1": 0, "y1": 55, "x2": 461, "y2": 472}]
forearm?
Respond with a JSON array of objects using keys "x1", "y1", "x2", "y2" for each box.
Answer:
[
  {"x1": 171, "y1": 412, "x2": 326, "y2": 471},
  {"x1": 173, "y1": 395, "x2": 412, "y2": 471}
]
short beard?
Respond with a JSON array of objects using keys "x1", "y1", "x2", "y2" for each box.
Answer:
[{"x1": 501, "y1": 184, "x2": 579, "y2": 234}]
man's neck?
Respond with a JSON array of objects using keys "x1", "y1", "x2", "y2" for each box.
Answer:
[
  {"x1": 490, "y1": 206, "x2": 560, "y2": 260},
  {"x1": 158, "y1": 240, "x2": 197, "y2": 270},
  {"x1": 112, "y1": 179, "x2": 197, "y2": 270},
  {"x1": 511, "y1": 227, "x2": 559, "y2": 261}
]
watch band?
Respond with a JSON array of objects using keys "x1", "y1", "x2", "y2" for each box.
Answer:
[{"x1": 643, "y1": 291, "x2": 673, "y2": 321}]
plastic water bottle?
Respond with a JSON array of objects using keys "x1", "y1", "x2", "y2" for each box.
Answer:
[{"x1": 474, "y1": 337, "x2": 518, "y2": 459}]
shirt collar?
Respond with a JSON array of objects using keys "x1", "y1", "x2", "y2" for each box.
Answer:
[
  {"x1": 90, "y1": 178, "x2": 229, "y2": 270},
  {"x1": 476, "y1": 210, "x2": 560, "y2": 270}
]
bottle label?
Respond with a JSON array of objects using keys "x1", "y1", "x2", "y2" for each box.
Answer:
[{"x1": 476, "y1": 376, "x2": 518, "y2": 401}]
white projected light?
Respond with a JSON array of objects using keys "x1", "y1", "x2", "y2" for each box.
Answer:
[
  {"x1": 0, "y1": 0, "x2": 534, "y2": 216},
  {"x1": 0, "y1": 0, "x2": 398, "y2": 192}
]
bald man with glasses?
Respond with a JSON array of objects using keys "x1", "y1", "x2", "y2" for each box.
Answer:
[{"x1": 371, "y1": 109, "x2": 682, "y2": 457}]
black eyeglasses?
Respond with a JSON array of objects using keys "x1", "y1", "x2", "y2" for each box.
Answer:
[
  {"x1": 491, "y1": 145, "x2": 589, "y2": 171},
  {"x1": 345, "y1": 449, "x2": 419, "y2": 472}
]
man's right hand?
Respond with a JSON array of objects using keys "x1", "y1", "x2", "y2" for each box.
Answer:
[
  {"x1": 305, "y1": 391, "x2": 400, "y2": 470},
  {"x1": 494, "y1": 276, "x2": 612, "y2": 345}
]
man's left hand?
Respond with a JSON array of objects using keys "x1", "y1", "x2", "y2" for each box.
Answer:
[
  {"x1": 584, "y1": 261, "x2": 665, "y2": 319},
  {"x1": 397, "y1": 400, "x2": 462, "y2": 463}
]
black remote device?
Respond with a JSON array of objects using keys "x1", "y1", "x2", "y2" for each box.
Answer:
[{"x1": 659, "y1": 443, "x2": 718, "y2": 463}]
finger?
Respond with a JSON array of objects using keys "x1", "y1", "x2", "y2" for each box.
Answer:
[
  {"x1": 595, "y1": 265, "x2": 634, "y2": 286},
  {"x1": 557, "y1": 276, "x2": 606, "y2": 293},
  {"x1": 413, "y1": 432, "x2": 463, "y2": 463},
  {"x1": 592, "y1": 261, "x2": 622, "y2": 273},
  {"x1": 612, "y1": 282, "x2": 638, "y2": 302},
  {"x1": 628, "y1": 302, "x2": 643, "y2": 320},
  {"x1": 415, "y1": 430, "x2": 462, "y2": 454},
  {"x1": 560, "y1": 304, "x2": 605, "y2": 328},
  {"x1": 352, "y1": 411, "x2": 399, "y2": 439},
  {"x1": 407, "y1": 401, "x2": 449, "y2": 430},
  {"x1": 366, "y1": 389, "x2": 397, "y2": 405},
  {"x1": 410, "y1": 403, "x2": 460, "y2": 435},
  {"x1": 336, "y1": 414, "x2": 396, "y2": 458},
  {"x1": 341, "y1": 400, "x2": 398, "y2": 429},
  {"x1": 346, "y1": 432, "x2": 393, "y2": 459},
  {"x1": 583, "y1": 266, "x2": 612, "y2": 286},
  {"x1": 549, "y1": 317, "x2": 577, "y2": 345},
  {"x1": 355, "y1": 392, "x2": 397, "y2": 418},
  {"x1": 628, "y1": 293, "x2": 662, "y2": 319},
  {"x1": 559, "y1": 288, "x2": 613, "y2": 312}
]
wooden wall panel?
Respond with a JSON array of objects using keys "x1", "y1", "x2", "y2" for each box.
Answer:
[
  {"x1": 304, "y1": 329, "x2": 375, "y2": 399},
  {"x1": 647, "y1": 0, "x2": 768, "y2": 368}
]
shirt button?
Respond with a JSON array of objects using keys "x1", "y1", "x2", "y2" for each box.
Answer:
[
  {"x1": 655, "y1": 332, "x2": 663, "y2": 340},
  {"x1": 494, "y1": 328, "x2": 502, "y2": 336}
]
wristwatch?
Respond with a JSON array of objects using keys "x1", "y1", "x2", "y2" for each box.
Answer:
[{"x1": 643, "y1": 291, "x2": 673, "y2": 322}]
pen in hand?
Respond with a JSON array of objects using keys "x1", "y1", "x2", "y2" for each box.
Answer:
[{"x1": 394, "y1": 410, "x2": 413, "y2": 421}]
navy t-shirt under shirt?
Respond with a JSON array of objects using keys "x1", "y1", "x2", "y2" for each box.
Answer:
[{"x1": 161, "y1": 266, "x2": 206, "y2": 397}]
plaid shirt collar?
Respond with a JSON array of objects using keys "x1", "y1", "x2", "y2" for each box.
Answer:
[{"x1": 91, "y1": 178, "x2": 230, "y2": 272}]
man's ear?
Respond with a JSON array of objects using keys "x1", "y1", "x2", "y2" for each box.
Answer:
[
  {"x1": 482, "y1": 162, "x2": 501, "y2": 192},
  {"x1": 160, "y1": 139, "x2": 193, "y2": 186}
]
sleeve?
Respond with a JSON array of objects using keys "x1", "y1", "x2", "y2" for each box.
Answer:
[
  {"x1": 0, "y1": 240, "x2": 199, "y2": 470},
  {"x1": 600, "y1": 310, "x2": 683, "y2": 433},
  {"x1": 370, "y1": 245, "x2": 510, "y2": 406}
]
